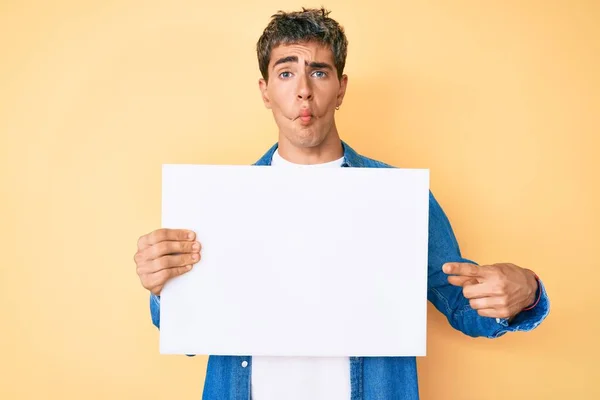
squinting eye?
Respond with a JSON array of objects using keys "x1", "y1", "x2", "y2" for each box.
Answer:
[
  {"x1": 312, "y1": 71, "x2": 327, "y2": 78},
  {"x1": 279, "y1": 72, "x2": 292, "y2": 79}
]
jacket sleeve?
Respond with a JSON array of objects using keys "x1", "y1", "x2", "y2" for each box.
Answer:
[
  {"x1": 150, "y1": 293, "x2": 161, "y2": 328},
  {"x1": 427, "y1": 191, "x2": 550, "y2": 338}
]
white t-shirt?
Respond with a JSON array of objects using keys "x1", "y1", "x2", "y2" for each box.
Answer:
[{"x1": 250, "y1": 149, "x2": 350, "y2": 400}]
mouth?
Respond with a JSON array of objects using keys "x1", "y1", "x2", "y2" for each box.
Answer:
[{"x1": 296, "y1": 109, "x2": 314, "y2": 125}]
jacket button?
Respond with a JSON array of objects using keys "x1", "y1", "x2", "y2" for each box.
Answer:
[{"x1": 241, "y1": 361, "x2": 248, "y2": 368}]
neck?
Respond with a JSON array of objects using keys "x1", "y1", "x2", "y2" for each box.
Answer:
[{"x1": 277, "y1": 129, "x2": 343, "y2": 165}]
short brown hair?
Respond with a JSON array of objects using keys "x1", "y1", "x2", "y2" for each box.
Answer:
[{"x1": 256, "y1": 7, "x2": 349, "y2": 81}]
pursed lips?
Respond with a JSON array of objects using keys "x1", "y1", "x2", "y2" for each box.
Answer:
[{"x1": 297, "y1": 109, "x2": 313, "y2": 124}]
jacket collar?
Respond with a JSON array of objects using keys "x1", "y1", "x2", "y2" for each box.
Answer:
[{"x1": 253, "y1": 140, "x2": 364, "y2": 167}]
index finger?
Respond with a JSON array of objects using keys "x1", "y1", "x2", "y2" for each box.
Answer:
[
  {"x1": 138, "y1": 228, "x2": 196, "y2": 249},
  {"x1": 442, "y1": 262, "x2": 485, "y2": 278}
]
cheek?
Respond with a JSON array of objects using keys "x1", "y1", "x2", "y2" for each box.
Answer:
[
  {"x1": 269, "y1": 94, "x2": 292, "y2": 117},
  {"x1": 269, "y1": 84, "x2": 292, "y2": 104},
  {"x1": 315, "y1": 86, "x2": 339, "y2": 108}
]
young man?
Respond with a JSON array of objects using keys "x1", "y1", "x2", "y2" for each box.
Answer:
[{"x1": 134, "y1": 8, "x2": 549, "y2": 400}]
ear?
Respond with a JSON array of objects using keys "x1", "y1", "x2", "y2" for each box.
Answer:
[
  {"x1": 336, "y1": 74, "x2": 348, "y2": 108},
  {"x1": 258, "y1": 78, "x2": 271, "y2": 109}
]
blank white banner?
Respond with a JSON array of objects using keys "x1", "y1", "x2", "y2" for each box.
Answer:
[{"x1": 160, "y1": 164, "x2": 429, "y2": 357}]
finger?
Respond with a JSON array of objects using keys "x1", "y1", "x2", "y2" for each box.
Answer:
[
  {"x1": 447, "y1": 275, "x2": 478, "y2": 287},
  {"x1": 169, "y1": 264, "x2": 194, "y2": 278},
  {"x1": 133, "y1": 250, "x2": 144, "y2": 265},
  {"x1": 158, "y1": 253, "x2": 201, "y2": 271},
  {"x1": 146, "y1": 240, "x2": 201, "y2": 261},
  {"x1": 476, "y1": 308, "x2": 513, "y2": 319},
  {"x1": 138, "y1": 229, "x2": 196, "y2": 249},
  {"x1": 442, "y1": 262, "x2": 485, "y2": 278},
  {"x1": 469, "y1": 296, "x2": 508, "y2": 310},
  {"x1": 462, "y1": 282, "x2": 495, "y2": 299},
  {"x1": 142, "y1": 253, "x2": 200, "y2": 274},
  {"x1": 146, "y1": 265, "x2": 194, "y2": 292}
]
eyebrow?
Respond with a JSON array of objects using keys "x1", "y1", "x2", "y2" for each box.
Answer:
[{"x1": 272, "y1": 56, "x2": 333, "y2": 70}]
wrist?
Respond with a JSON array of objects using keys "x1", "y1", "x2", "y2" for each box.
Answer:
[{"x1": 522, "y1": 270, "x2": 541, "y2": 311}]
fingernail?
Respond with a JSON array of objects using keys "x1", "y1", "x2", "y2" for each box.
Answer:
[
  {"x1": 442, "y1": 264, "x2": 452, "y2": 273},
  {"x1": 192, "y1": 243, "x2": 200, "y2": 251},
  {"x1": 192, "y1": 254, "x2": 199, "y2": 261},
  {"x1": 186, "y1": 264, "x2": 193, "y2": 270},
  {"x1": 188, "y1": 232, "x2": 195, "y2": 240}
]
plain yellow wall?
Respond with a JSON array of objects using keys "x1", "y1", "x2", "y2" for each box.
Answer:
[{"x1": 1, "y1": 0, "x2": 599, "y2": 399}]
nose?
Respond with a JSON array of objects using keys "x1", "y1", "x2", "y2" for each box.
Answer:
[{"x1": 296, "y1": 73, "x2": 313, "y2": 101}]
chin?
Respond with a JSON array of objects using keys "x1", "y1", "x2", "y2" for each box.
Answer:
[{"x1": 290, "y1": 131, "x2": 326, "y2": 148}]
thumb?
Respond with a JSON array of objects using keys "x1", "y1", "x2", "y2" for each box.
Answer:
[{"x1": 448, "y1": 275, "x2": 479, "y2": 287}]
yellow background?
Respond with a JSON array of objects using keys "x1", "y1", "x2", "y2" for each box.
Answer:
[{"x1": 1, "y1": 0, "x2": 598, "y2": 399}]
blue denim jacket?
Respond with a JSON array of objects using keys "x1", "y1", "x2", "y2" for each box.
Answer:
[{"x1": 150, "y1": 141, "x2": 550, "y2": 399}]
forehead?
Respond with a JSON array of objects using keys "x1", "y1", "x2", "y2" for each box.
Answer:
[{"x1": 269, "y1": 41, "x2": 335, "y2": 67}]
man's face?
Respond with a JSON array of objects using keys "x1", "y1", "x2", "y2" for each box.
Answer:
[{"x1": 259, "y1": 41, "x2": 348, "y2": 149}]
